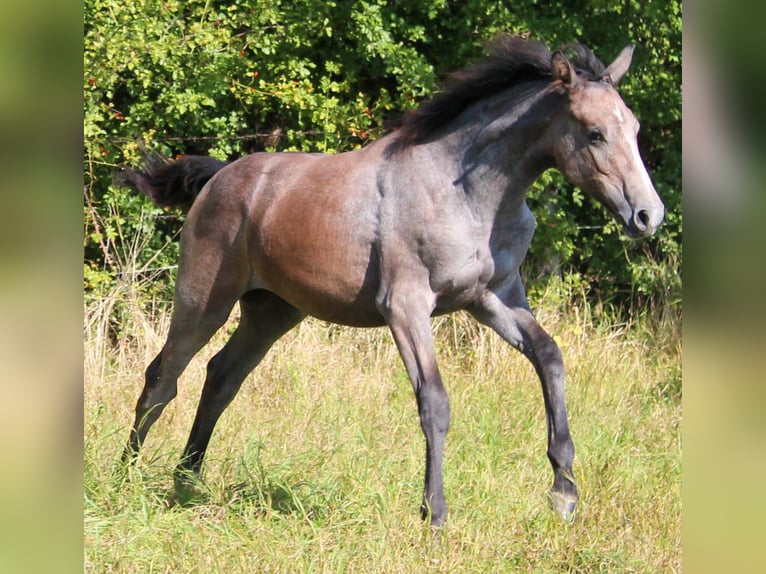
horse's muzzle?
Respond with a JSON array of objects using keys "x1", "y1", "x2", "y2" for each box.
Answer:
[{"x1": 626, "y1": 203, "x2": 664, "y2": 238}]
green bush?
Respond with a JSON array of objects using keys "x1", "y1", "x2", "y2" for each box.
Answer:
[{"x1": 84, "y1": 0, "x2": 681, "y2": 313}]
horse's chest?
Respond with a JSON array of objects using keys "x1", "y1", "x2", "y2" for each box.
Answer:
[
  {"x1": 428, "y1": 245, "x2": 494, "y2": 310},
  {"x1": 430, "y1": 208, "x2": 535, "y2": 309}
]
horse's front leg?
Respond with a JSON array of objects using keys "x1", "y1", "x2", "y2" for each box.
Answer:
[
  {"x1": 378, "y1": 286, "x2": 450, "y2": 526},
  {"x1": 469, "y1": 280, "x2": 578, "y2": 521}
]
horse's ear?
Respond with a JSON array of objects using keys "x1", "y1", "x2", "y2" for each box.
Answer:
[
  {"x1": 604, "y1": 44, "x2": 635, "y2": 85},
  {"x1": 551, "y1": 51, "x2": 576, "y2": 87}
]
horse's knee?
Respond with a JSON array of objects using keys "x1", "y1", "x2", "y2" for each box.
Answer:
[
  {"x1": 418, "y1": 385, "x2": 451, "y2": 435},
  {"x1": 529, "y1": 330, "x2": 560, "y2": 363},
  {"x1": 523, "y1": 332, "x2": 564, "y2": 381}
]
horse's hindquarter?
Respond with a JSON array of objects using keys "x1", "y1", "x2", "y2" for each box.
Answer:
[{"x1": 237, "y1": 151, "x2": 385, "y2": 326}]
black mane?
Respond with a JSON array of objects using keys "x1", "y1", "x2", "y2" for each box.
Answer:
[{"x1": 389, "y1": 35, "x2": 607, "y2": 149}]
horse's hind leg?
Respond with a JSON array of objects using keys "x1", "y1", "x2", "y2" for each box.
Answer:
[
  {"x1": 121, "y1": 236, "x2": 247, "y2": 464},
  {"x1": 176, "y1": 291, "x2": 304, "y2": 481},
  {"x1": 122, "y1": 292, "x2": 237, "y2": 464}
]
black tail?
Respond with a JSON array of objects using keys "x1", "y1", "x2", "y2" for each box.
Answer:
[{"x1": 115, "y1": 154, "x2": 229, "y2": 213}]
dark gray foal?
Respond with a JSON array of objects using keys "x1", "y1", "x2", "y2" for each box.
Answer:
[{"x1": 118, "y1": 36, "x2": 664, "y2": 526}]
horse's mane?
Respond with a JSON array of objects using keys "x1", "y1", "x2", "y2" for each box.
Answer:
[{"x1": 388, "y1": 35, "x2": 607, "y2": 150}]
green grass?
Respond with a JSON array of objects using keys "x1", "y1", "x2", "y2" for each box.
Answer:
[{"x1": 84, "y1": 290, "x2": 680, "y2": 573}]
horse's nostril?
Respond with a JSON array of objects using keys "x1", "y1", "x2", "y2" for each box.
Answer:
[{"x1": 636, "y1": 209, "x2": 650, "y2": 230}]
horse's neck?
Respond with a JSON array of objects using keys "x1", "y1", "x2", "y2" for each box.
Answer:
[{"x1": 436, "y1": 86, "x2": 556, "y2": 221}]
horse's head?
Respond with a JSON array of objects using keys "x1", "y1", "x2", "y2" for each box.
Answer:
[{"x1": 548, "y1": 45, "x2": 664, "y2": 238}]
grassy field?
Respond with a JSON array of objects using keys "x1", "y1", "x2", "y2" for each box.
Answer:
[{"x1": 84, "y1": 286, "x2": 680, "y2": 573}]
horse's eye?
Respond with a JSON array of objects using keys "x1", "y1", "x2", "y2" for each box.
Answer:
[{"x1": 588, "y1": 128, "x2": 605, "y2": 144}]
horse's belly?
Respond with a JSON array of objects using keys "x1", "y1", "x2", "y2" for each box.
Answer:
[
  {"x1": 252, "y1": 231, "x2": 385, "y2": 327},
  {"x1": 247, "y1": 166, "x2": 385, "y2": 325},
  {"x1": 267, "y1": 275, "x2": 385, "y2": 328}
]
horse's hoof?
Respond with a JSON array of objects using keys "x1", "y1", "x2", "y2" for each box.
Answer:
[
  {"x1": 549, "y1": 490, "x2": 578, "y2": 522},
  {"x1": 429, "y1": 516, "x2": 446, "y2": 529}
]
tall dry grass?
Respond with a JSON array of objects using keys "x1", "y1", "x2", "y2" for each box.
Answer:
[{"x1": 85, "y1": 262, "x2": 680, "y2": 572}]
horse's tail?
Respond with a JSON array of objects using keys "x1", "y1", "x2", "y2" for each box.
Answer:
[{"x1": 115, "y1": 154, "x2": 229, "y2": 213}]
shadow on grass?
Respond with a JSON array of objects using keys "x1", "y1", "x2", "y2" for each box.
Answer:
[{"x1": 166, "y1": 470, "x2": 346, "y2": 523}]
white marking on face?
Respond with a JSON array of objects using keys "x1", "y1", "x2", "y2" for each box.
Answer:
[
  {"x1": 611, "y1": 100, "x2": 654, "y2": 195},
  {"x1": 612, "y1": 103, "x2": 625, "y2": 124},
  {"x1": 630, "y1": 137, "x2": 654, "y2": 193}
]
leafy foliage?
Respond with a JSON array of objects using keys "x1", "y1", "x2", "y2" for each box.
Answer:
[{"x1": 84, "y1": 0, "x2": 681, "y2": 311}]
